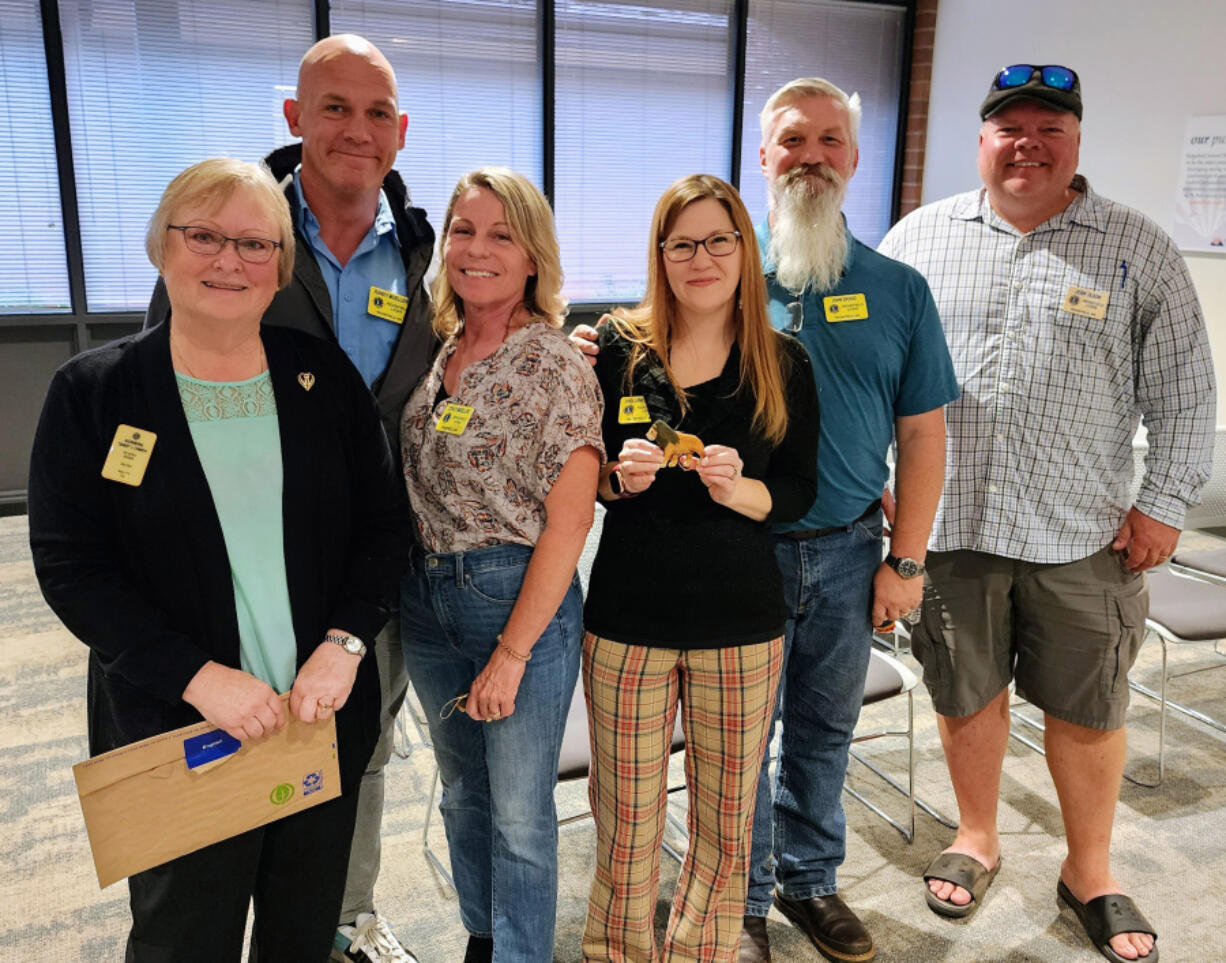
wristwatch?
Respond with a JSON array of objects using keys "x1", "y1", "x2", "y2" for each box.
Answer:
[
  {"x1": 884, "y1": 554, "x2": 926, "y2": 579},
  {"x1": 608, "y1": 464, "x2": 638, "y2": 498},
  {"x1": 324, "y1": 632, "x2": 367, "y2": 658}
]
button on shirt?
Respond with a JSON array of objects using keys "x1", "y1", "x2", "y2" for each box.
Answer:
[
  {"x1": 293, "y1": 172, "x2": 405, "y2": 388},
  {"x1": 879, "y1": 176, "x2": 1215, "y2": 564}
]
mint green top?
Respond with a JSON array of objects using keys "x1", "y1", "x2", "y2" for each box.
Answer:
[{"x1": 176, "y1": 371, "x2": 297, "y2": 693}]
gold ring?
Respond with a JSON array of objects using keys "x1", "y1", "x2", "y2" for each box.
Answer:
[{"x1": 319, "y1": 701, "x2": 334, "y2": 711}]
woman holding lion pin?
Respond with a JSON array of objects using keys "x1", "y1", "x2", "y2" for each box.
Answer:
[{"x1": 581, "y1": 173, "x2": 820, "y2": 961}]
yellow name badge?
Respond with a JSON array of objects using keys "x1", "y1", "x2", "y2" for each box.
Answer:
[
  {"x1": 617, "y1": 395, "x2": 651, "y2": 424},
  {"x1": 100, "y1": 425, "x2": 157, "y2": 487},
  {"x1": 435, "y1": 402, "x2": 474, "y2": 436},
  {"x1": 367, "y1": 286, "x2": 408, "y2": 324},
  {"x1": 823, "y1": 293, "x2": 868, "y2": 322},
  {"x1": 1063, "y1": 285, "x2": 1109, "y2": 320}
]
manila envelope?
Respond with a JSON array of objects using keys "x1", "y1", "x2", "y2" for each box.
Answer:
[{"x1": 73, "y1": 694, "x2": 340, "y2": 888}]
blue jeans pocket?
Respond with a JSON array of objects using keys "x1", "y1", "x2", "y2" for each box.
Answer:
[{"x1": 465, "y1": 567, "x2": 522, "y2": 605}]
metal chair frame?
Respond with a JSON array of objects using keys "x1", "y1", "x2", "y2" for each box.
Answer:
[
  {"x1": 843, "y1": 649, "x2": 958, "y2": 841},
  {"x1": 1126, "y1": 617, "x2": 1226, "y2": 788}
]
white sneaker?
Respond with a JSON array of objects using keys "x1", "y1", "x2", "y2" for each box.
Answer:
[{"x1": 332, "y1": 913, "x2": 420, "y2": 963}]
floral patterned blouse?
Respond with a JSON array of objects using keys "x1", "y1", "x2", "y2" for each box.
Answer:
[{"x1": 401, "y1": 322, "x2": 605, "y2": 553}]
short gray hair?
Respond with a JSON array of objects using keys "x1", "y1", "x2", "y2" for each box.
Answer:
[{"x1": 759, "y1": 77, "x2": 862, "y2": 148}]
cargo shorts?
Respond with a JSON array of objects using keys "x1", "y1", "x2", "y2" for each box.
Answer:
[{"x1": 910, "y1": 546, "x2": 1149, "y2": 730}]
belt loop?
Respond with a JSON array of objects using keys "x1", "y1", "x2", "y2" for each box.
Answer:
[{"x1": 455, "y1": 551, "x2": 465, "y2": 588}]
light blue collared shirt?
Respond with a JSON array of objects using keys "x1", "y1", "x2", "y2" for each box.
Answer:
[{"x1": 293, "y1": 171, "x2": 405, "y2": 387}]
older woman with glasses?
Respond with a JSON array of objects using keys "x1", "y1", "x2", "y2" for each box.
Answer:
[
  {"x1": 399, "y1": 167, "x2": 604, "y2": 963},
  {"x1": 580, "y1": 174, "x2": 819, "y2": 962},
  {"x1": 28, "y1": 158, "x2": 408, "y2": 961}
]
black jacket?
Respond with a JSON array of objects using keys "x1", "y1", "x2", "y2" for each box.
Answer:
[
  {"x1": 27, "y1": 322, "x2": 412, "y2": 791},
  {"x1": 145, "y1": 143, "x2": 437, "y2": 468}
]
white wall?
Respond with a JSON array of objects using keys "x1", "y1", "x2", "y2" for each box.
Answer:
[{"x1": 923, "y1": 0, "x2": 1226, "y2": 421}]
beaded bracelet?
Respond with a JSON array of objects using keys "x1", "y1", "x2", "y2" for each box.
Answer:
[{"x1": 497, "y1": 634, "x2": 532, "y2": 662}]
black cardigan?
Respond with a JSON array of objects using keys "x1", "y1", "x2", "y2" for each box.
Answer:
[
  {"x1": 584, "y1": 326, "x2": 819, "y2": 648},
  {"x1": 27, "y1": 322, "x2": 411, "y2": 791}
]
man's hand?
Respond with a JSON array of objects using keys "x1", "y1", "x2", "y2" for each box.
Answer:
[
  {"x1": 568, "y1": 322, "x2": 602, "y2": 366},
  {"x1": 871, "y1": 563, "x2": 923, "y2": 629},
  {"x1": 182, "y1": 661, "x2": 285, "y2": 741},
  {"x1": 289, "y1": 635, "x2": 361, "y2": 723},
  {"x1": 1112, "y1": 506, "x2": 1180, "y2": 572}
]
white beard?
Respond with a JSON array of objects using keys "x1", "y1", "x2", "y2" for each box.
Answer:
[{"x1": 768, "y1": 165, "x2": 849, "y2": 295}]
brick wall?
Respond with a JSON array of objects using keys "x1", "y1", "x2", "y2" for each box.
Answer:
[{"x1": 898, "y1": 0, "x2": 938, "y2": 216}]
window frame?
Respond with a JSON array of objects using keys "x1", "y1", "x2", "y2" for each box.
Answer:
[{"x1": 2, "y1": 0, "x2": 916, "y2": 503}]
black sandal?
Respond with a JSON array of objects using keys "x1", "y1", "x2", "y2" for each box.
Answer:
[{"x1": 1057, "y1": 878, "x2": 1158, "y2": 963}]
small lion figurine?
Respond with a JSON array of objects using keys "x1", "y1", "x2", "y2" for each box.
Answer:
[{"x1": 646, "y1": 419, "x2": 705, "y2": 470}]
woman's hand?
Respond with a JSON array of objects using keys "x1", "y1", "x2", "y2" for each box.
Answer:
[
  {"x1": 696, "y1": 444, "x2": 745, "y2": 506},
  {"x1": 182, "y1": 661, "x2": 285, "y2": 741},
  {"x1": 466, "y1": 646, "x2": 528, "y2": 722},
  {"x1": 290, "y1": 634, "x2": 362, "y2": 723},
  {"x1": 618, "y1": 438, "x2": 664, "y2": 494}
]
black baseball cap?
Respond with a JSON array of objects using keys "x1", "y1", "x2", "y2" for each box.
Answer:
[{"x1": 979, "y1": 64, "x2": 1082, "y2": 121}]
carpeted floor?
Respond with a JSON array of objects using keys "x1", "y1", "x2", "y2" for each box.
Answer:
[{"x1": 2, "y1": 511, "x2": 1224, "y2": 961}]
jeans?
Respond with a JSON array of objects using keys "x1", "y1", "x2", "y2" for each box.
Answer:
[
  {"x1": 745, "y1": 514, "x2": 882, "y2": 913},
  {"x1": 402, "y1": 543, "x2": 582, "y2": 962}
]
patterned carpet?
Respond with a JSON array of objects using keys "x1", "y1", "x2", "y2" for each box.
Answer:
[{"x1": 2, "y1": 512, "x2": 1225, "y2": 961}]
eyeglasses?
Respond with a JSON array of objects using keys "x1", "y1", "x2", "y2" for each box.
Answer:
[
  {"x1": 660, "y1": 230, "x2": 741, "y2": 263},
  {"x1": 167, "y1": 224, "x2": 282, "y2": 264},
  {"x1": 993, "y1": 64, "x2": 1078, "y2": 93}
]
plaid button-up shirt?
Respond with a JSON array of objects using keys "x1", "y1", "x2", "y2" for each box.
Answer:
[{"x1": 880, "y1": 176, "x2": 1214, "y2": 563}]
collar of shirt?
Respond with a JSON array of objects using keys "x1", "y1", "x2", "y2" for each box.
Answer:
[
  {"x1": 952, "y1": 174, "x2": 1108, "y2": 237},
  {"x1": 292, "y1": 168, "x2": 399, "y2": 266},
  {"x1": 755, "y1": 213, "x2": 856, "y2": 286}
]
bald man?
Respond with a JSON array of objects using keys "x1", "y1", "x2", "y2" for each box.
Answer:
[{"x1": 145, "y1": 35, "x2": 433, "y2": 963}]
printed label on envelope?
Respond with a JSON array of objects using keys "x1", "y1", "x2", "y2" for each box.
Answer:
[
  {"x1": 367, "y1": 286, "x2": 408, "y2": 324},
  {"x1": 100, "y1": 425, "x2": 157, "y2": 487},
  {"x1": 435, "y1": 402, "x2": 474, "y2": 435},
  {"x1": 183, "y1": 730, "x2": 241, "y2": 770},
  {"x1": 823, "y1": 293, "x2": 868, "y2": 322},
  {"x1": 618, "y1": 396, "x2": 651, "y2": 424},
  {"x1": 1063, "y1": 285, "x2": 1109, "y2": 320}
]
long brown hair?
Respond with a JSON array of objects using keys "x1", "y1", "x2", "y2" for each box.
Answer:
[{"x1": 611, "y1": 174, "x2": 791, "y2": 445}]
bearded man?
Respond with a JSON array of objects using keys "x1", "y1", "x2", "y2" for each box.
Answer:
[{"x1": 738, "y1": 78, "x2": 959, "y2": 963}]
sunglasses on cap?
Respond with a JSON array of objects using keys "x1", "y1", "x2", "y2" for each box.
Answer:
[{"x1": 993, "y1": 64, "x2": 1078, "y2": 93}]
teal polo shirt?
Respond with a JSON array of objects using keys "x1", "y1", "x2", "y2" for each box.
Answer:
[
  {"x1": 293, "y1": 171, "x2": 405, "y2": 388},
  {"x1": 757, "y1": 219, "x2": 959, "y2": 530}
]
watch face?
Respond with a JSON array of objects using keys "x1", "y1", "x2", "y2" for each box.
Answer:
[{"x1": 892, "y1": 556, "x2": 922, "y2": 578}]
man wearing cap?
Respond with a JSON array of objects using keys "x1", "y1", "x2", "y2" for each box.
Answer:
[{"x1": 879, "y1": 65, "x2": 1213, "y2": 962}]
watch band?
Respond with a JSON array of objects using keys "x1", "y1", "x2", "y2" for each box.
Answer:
[
  {"x1": 324, "y1": 632, "x2": 367, "y2": 658},
  {"x1": 884, "y1": 554, "x2": 925, "y2": 579}
]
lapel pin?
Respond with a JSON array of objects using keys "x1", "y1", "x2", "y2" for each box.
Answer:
[{"x1": 298, "y1": 372, "x2": 315, "y2": 391}]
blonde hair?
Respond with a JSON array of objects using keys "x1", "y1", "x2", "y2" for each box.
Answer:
[
  {"x1": 759, "y1": 77, "x2": 862, "y2": 149},
  {"x1": 431, "y1": 167, "x2": 566, "y2": 339},
  {"x1": 611, "y1": 174, "x2": 792, "y2": 446},
  {"x1": 146, "y1": 158, "x2": 294, "y2": 288}
]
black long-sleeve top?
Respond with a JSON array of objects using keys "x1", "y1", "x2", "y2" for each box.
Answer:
[
  {"x1": 584, "y1": 324, "x2": 819, "y2": 649},
  {"x1": 27, "y1": 322, "x2": 411, "y2": 792}
]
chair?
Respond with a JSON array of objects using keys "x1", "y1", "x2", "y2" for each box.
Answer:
[
  {"x1": 844, "y1": 648, "x2": 957, "y2": 841},
  {"x1": 1125, "y1": 567, "x2": 1226, "y2": 787},
  {"x1": 1170, "y1": 547, "x2": 1226, "y2": 586},
  {"x1": 421, "y1": 682, "x2": 687, "y2": 892}
]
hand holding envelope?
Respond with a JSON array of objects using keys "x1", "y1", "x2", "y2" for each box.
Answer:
[{"x1": 73, "y1": 693, "x2": 340, "y2": 888}]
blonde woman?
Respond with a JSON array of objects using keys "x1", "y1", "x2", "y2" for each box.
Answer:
[
  {"x1": 581, "y1": 174, "x2": 819, "y2": 961},
  {"x1": 399, "y1": 168, "x2": 603, "y2": 962}
]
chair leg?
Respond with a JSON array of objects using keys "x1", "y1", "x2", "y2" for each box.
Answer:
[{"x1": 422, "y1": 763, "x2": 456, "y2": 893}]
